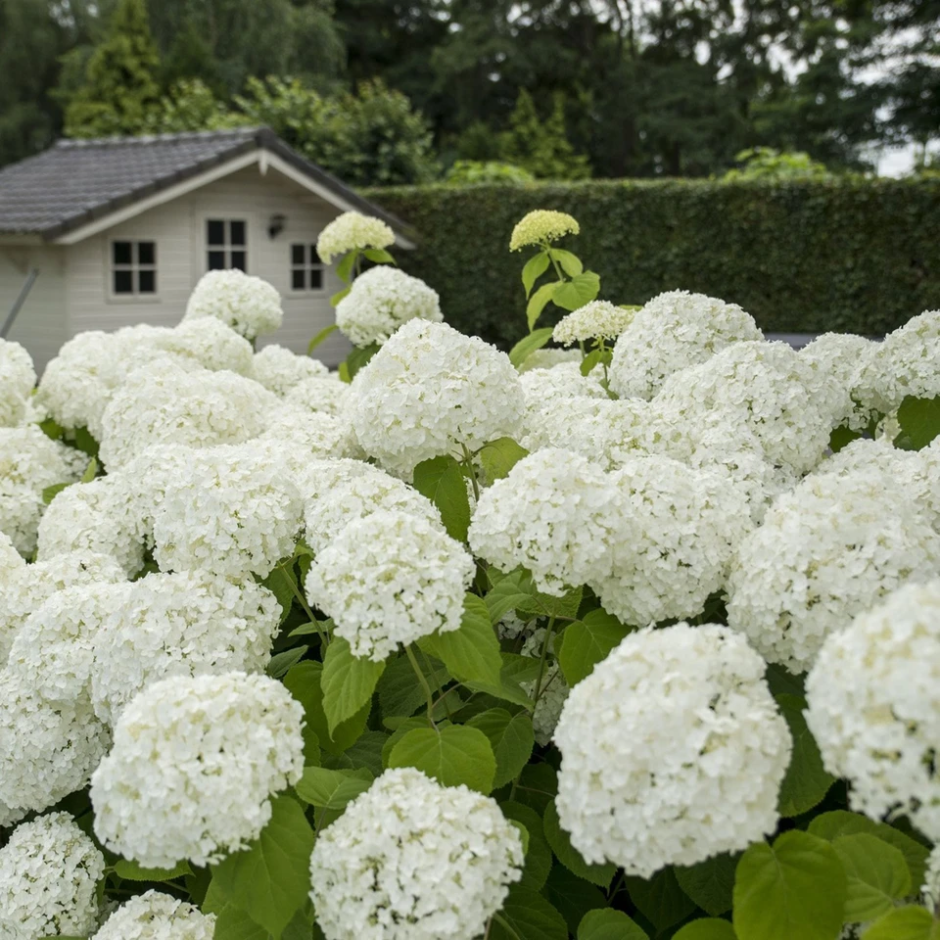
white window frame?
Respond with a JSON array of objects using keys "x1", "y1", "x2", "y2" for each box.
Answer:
[
  {"x1": 107, "y1": 238, "x2": 158, "y2": 301},
  {"x1": 205, "y1": 218, "x2": 248, "y2": 272},
  {"x1": 288, "y1": 242, "x2": 326, "y2": 294}
]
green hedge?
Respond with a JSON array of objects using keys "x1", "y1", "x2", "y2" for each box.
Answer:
[{"x1": 367, "y1": 178, "x2": 940, "y2": 348}]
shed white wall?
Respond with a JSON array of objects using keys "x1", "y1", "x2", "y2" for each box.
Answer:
[
  {"x1": 63, "y1": 163, "x2": 352, "y2": 366},
  {"x1": 0, "y1": 245, "x2": 68, "y2": 373}
]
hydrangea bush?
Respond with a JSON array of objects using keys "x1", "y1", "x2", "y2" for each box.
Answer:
[{"x1": 1, "y1": 218, "x2": 940, "y2": 940}]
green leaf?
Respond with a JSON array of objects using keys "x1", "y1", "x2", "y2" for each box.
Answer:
[
  {"x1": 625, "y1": 868, "x2": 697, "y2": 931},
  {"x1": 114, "y1": 858, "x2": 191, "y2": 881},
  {"x1": 527, "y1": 281, "x2": 561, "y2": 330},
  {"x1": 266, "y1": 646, "x2": 307, "y2": 679},
  {"x1": 71, "y1": 426, "x2": 99, "y2": 457},
  {"x1": 522, "y1": 251, "x2": 551, "y2": 297},
  {"x1": 829, "y1": 424, "x2": 862, "y2": 454},
  {"x1": 896, "y1": 395, "x2": 940, "y2": 450},
  {"x1": 553, "y1": 271, "x2": 601, "y2": 312},
  {"x1": 294, "y1": 766, "x2": 373, "y2": 810},
  {"x1": 377, "y1": 652, "x2": 449, "y2": 719},
  {"x1": 675, "y1": 853, "x2": 739, "y2": 917},
  {"x1": 551, "y1": 249, "x2": 584, "y2": 278},
  {"x1": 672, "y1": 920, "x2": 737, "y2": 940},
  {"x1": 261, "y1": 560, "x2": 298, "y2": 625},
  {"x1": 288, "y1": 620, "x2": 324, "y2": 638},
  {"x1": 776, "y1": 694, "x2": 836, "y2": 817},
  {"x1": 336, "y1": 248, "x2": 359, "y2": 283},
  {"x1": 322, "y1": 729, "x2": 387, "y2": 777},
  {"x1": 307, "y1": 323, "x2": 339, "y2": 354},
  {"x1": 544, "y1": 866, "x2": 607, "y2": 934},
  {"x1": 558, "y1": 609, "x2": 631, "y2": 687},
  {"x1": 363, "y1": 248, "x2": 397, "y2": 264},
  {"x1": 424, "y1": 594, "x2": 502, "y2": 686},
  {"x1": 388, "y1": 724, "x2": 496, "y2": 793},
  {"x1": 486, "y1": 569, "x2": 581, "y2": 623},
  {"x1": 321, "y1": 637, "x2": 385, "y2": 735},
  {"x1": 412, "y1": 454, "x2": 471, "y2": 542},
  {"x1": 479, "y1": 437, "x2": 529, "y2": 482},
  {"x1": 579, "y1": 348, "x2": 605, "y2": 376},
  {"x1": 577, "y1": 909, "x2": 648, "y2": 939},
  {"x1": 331, "y1": 287, "x2": 351, "y2": 308},
  {"x1": 500, "y1": 801, "x2": 552, "y2": 891},
  {"x1": 80, "y1": 456, "x2": 97, "y2": 483},
  {"x1": 832, "y1": 832, "x2": 912, "y2": 922},
  {"x1": 466, "y1": 708, "x2": 534, "y2": 788},
  {"x1": 342, "y1": 342, "x2": 379, "y2": 380},
  {"x1": 732, "y1": 830, "x2": 847, "y2": 940},
  {"x1": 543, "y1": 799, "x2": 615, "y2": 889},
  {"x1": 864, "y1": 906, "x2": 940, "y2": 940},
  {"x1": 490, "y1": 886, "x2": 569, "y2": 940},
  {"x1": 41, "y1": 482, "x2": 70, "y2": 504},
  {"x1": 509, "y1": 327, "x2": 555, "y2": 368},
  {"x1": 209, "y1": 795, "x2": 315, "y2": 939}
]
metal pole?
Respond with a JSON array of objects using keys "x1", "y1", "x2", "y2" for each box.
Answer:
[{"x1": 0, "y1": 268, "x2": 39, "y2": 339}]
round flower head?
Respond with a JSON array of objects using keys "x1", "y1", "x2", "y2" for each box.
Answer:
[
  {"x1": 309, "y1": 767, "x2": 524, "y2": 940},
  {"x1": 510, "y1": 210, "x2": 579, "y2": 251},
  {"x1": 349, "y1": 320, "x2": 525, "y2": 478},
  {"x1": 251, "y1": 343, "x2": 329, "y2": 397},
  {"x1": 306, "y1": 510, "x2": 475, "y2": 662},
  {"x1": 590, "y1": 456, "x2": 752, "y2": 625},
  {"x1": 304, "y1": 466, "x2": 442, "y2": 554},
  {"x1": 608, "y1": 290, "x2": 763, "y2": 401},
  {"x1": 317, "y1": 211, "x2": 395, "y2": 265},
  {"x1": 152, "y1": 445, "x2": 303, "y2": 578},
  {"x1": 155, "y1": 316, "x2": 255, "y2": 375},
  {"x1": 285, "y1": 374, "x2": 350, "y2": 417},
  {"x1": 520, "y1": 362, "x2": 608, "y2": 409},
  {"x1": 0, "y1": 339, "x2": 35, "y2": 428},
  {"x1": 92, "y1": 891, "x2": 215, "y2": 940},
  {"x1": 0, "y1": 812, "x2": 105, "y2": 940},
  {"x1": 292, "y1": 456, "x2": 378, "y2": 510},
  {"x1": 90, "y1": 570, "x2": 280, "y2": 725},
  {"x1": 257, "y1": 407, "x2": 362, "y2": 471},
  {"x1": 182, "y1": 269, "x2": 283, "y2": 340},
  {"x1": 727, "y1": 470, "x2": 940, "y2": 673},
  {"x1": 91, "y1": 671, "x2": 304, "y2": 868},
  {"x1": 468, "y1": 449, "x2": 618, "y2": 596},
  {"x1": 800, "y1": 332, "x2": 879, "y2": 431},
  {"x1": 553, "y1": 301, "x2": 635, "y2": 345},
  {"x1": 336, "y1": 266, "x2": 443, "y2": 347},
  {"x1": 554, "y1": 623, "x2": 792, "y2": 877},
  {"x1": 806, "y1": 580, "x2": 940, "y2": 840}
]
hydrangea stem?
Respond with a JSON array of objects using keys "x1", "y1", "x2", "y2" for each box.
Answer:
[
  {"x1": 406, "y1": 644, "x2": 437, "y2": 727},
  {"x1": 531, "y1": 615, "x2": 557, "y2": 709}
]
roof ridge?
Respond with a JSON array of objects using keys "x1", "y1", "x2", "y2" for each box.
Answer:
[{"x1": 54, "y1": 127, "x2": 266, "y2": 148}]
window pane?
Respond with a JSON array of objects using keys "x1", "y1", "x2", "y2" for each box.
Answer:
[
  {"x1": 207, "y1": 220, "x2": 225, "y2": 245},
  {"x1": 311, "y1": 244, "x2": 323, "y2": 264},
  {"x1": 113, "y1": 270, "x2": 133, "y2": 293},
  {"x1": 229, "y1": 220, "x2": 246, "y2": 245},
  {"x1": 208, "y1": 250, "x2": 226, "y2": 270},
  {"x1": 137, "y1": 241, "x2": 155, "y2": 265},
  {"x1": 113, "y1": 241, "x2": 132, "y2": 265},
  {"x1": 291, "y1": 244, "x2": 305, "y2": 265},
  {"x1": 138, "y1": 269, "x2": 156, "y2": 293},
  {"x1": 308, "y1": 268, "x2": 323, "y2": 290},
  {"x1": 230, "y1": 251, "x2": 246, "y2": 271},
  {"x1": 292, "y1": 269, "x2": 306, "y2": 290}
]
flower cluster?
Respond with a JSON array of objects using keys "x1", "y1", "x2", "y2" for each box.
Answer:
[
  {"x1": 92, "y1": 891, "x2": 216, "y2": 940},
  {"x1": 552, "y1": 300, "x2": 635, "y2": 345},
  {"x1": 509, "y1": 210, "x2": 579, "y2": 250},
  {"x1": 309, "y1": 768, "x2": 524, "y2": 940},
  {"x1": 316, "y1": 211, "x2": 395, "y2": 265},
  {"x1": 285, "y1": 374, "x2": 350, "y2": 416},
  {"x1": 0, "y1": 339, "x2": 35, "y2": 429},
  {"x1": 251, "y1": 343, "x2": 330, "y2": 396},
  {"x1": 183, "y1": 269, "x2": 284, "y2": 340}
]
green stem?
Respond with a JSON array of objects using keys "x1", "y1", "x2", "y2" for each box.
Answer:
[
  {"x1": 406, "y1": 644, "x2": 436, "y2": 727},
  {"x1": 285, "y1": 565, "x2": 329, "y2": 649},
  {"x1": 460, "y1": 443, "x2": 481, "y2": 502},
  {"x1": 531, "y1": 616, "x2": 557, "y2": 709},
  {"x1": 418, "y1": 645, "x2": 454, "y2": 720}
]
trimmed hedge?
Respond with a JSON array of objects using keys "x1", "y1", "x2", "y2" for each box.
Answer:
[{"x1": 367, "y1": 178, "x2": 940, "y2": 348}]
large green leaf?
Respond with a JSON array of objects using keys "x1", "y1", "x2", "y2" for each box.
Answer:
[
  {"x1": 674, "y1": 852, "x2": 739, "y2": 917},
  {"x1": 486, "y1": 569, "x2": 581, "y2": 623},
  {"x1": 732, "y1": 831, "x2": 847, "y2": 940},
  {"x1": 543, "y1": 799, "x2": 616, "y2": 889},
  {"x1": 322, "y1": 730, "x2": 387, "y2": 777},
  {"x1": 388, "y1": 724, "x2": 496, "y2": 793},
  {"x1": 544, "y1": 866, "x2": 607, "y2": 934},
  {"x1": 550, "y1": 248, "x2": 584, "y2": 277},
  {"x1": 377, "y1": 652, "x2": 450, "y2": 719},
  {"x1": 490, "y1": 886, "x2": 569, "y2": 940},
  {"x1": 466, "y1": 708, "x2": 534, "y2": 788},
  {"x1": 320, "y1": 637, "x2": 385, "y2": 735},
  {"x1": 625, "y1": 868, "x2": 697, "y2": 932},
  {"x1": 577, "y1": 909, "x2": 648, "y2": 939},
  {"x1": 114, "y1": 858, "x2": 191, "y2": 881},
  {"x1": 500, "y1": 801, "x2": 552, "y2": 891},
  {"x1": 896, "y1": 395, "x2": 940, "y2": 450},
  {"x1": 776, "y1": 694, "x2": 836, "y2": 817},
  {"x1": 527, "y1": 282, "x2": 561, "y2": 330},
  {"x1": 557, "y1": 609, "x2": 632, "y2": 687},
  {"x1": 553, "y1": 271, "x2": 600, "y2": 311},
  {"x1": 413, "y1": 454, "x2": 471, "y2": 542},
  {"x1": 832, "y1": 832, "x2": 912, "y2": 922},
  {"x1": 672, "y1": 920, "x2": 737, "y2": 940},
  {"x1": 479, "y1": 437, "x2": 529, "y2": 481},
  {"x1": 522, "y1": 251, "x2": 551, "y2": 297},
  {"x1": 209, "y1": 795, "x2": 315, "y2": 939},
  {"x1": 510, "y1": 328, "x2": 555, "y2": 368},
  {"x1": 294, "y1": 766, "x2": 373, "y2": 810},
  {"x1": 863, "y1": 907, "x2": 940, "y2": 940},
  {"x1": 422, "y1": 594, "x2": 502, "y2": 686}
]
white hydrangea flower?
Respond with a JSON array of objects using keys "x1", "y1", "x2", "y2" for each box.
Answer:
[
  {"x1": 553, "y1": 301, "x2": 635, "y2": 345},
  {"x1": 727, "y1": 470, "x2": 940, "y2": 673},
  {"x1": 800, "y1": 332, "x2": 879, "y2": 431},
  {"x1": 608, "y1": 291, "x2": 763, "y2": 400},
  {"x1": 0, "y1": 813, "x2": 105, "y2": 940},
  {"x1": 183, "y1": 269, "x2": 283, "y2": 340},
  {"x1": 90, "y1": 570, "x2": 280, "y2": 725},
  {"x1": 554, "y1": 623, "x2": 792, "y2": 877},
  {"x1": 292, "y1": 457, "x2": 378, "y2": 510},
  {"x1": 923, "y1": 846, "x2": 940, "y2": 911},
  {"x1": 304, "y1": 466, "x2": 442, "y2": 554},
  {"x1": 510, "y1": 210, "x2": 579, "y2": 251},
  {"x1": 591, "y1": 455, "x2": 752, "y2": 625},
  {"x1": 0, "y1": 669, "x2": 111, "y2": 815},
  {"x1": 309, "y1": 767, "x2": 524, "y2": 940},
  {"x1": 336, "y1": 266, "x2": 443, "y2": 347},
  {"x1": 0, "y1": 339, "x2": 35, "y2": 429},
  {"x1": 154, "y1": 317, "x2": 255, "y2": 375},
  {"x1": 257, "y1": 407, "x2": 362, "y2": 472},
  {"x1": 0, "y1": 530, "x2": 23, "y2": 575},
  {"x1": 92, "y1": 891, "x2": 215, "y2": 940},
  {"x1": 152, "y1": 445, "x2": 303, "y2": 579},
  {"x1": 349, "y1": 320, "x2": 525, "y2": 478},
  {"x1": 520, "y1": 629, "x2": 568, "y2": 745},
  {"x1": 36, "y1": 475, "x2": 144, "y2": 577},
  {"x1": 251, "y1": 344, "x2": 330, "y2": 396},
  {"x1": 0, "y1": 550, "x2": 126, "y2": 666},
  {"x1": 285, "y1": 375, "x2": 350, "y2": 417},
  {"x1": 653, "y1": 340, "x2": 850, "y2": 473},
  {"x1": 517, "y1": 348, "x2": 582, "y2": 372},
  {"x1": 91, "y1": 672, "x2": 305, "y2": 868},
  {"x1": 806, "y1": 580, "x2": 940, "y2": 839},
  {"x1": 99, "y1": 360, "x2": 279, "y2": 470},
  {"x1": 469, "y1": 449, "x2": 618, "y2": 596},
  {"x1": 317, "y1": 211, "x2": 395, "y2": 265},
  {"x1": 306, "y1": 510, "x2": 474, "y2": 662}
]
